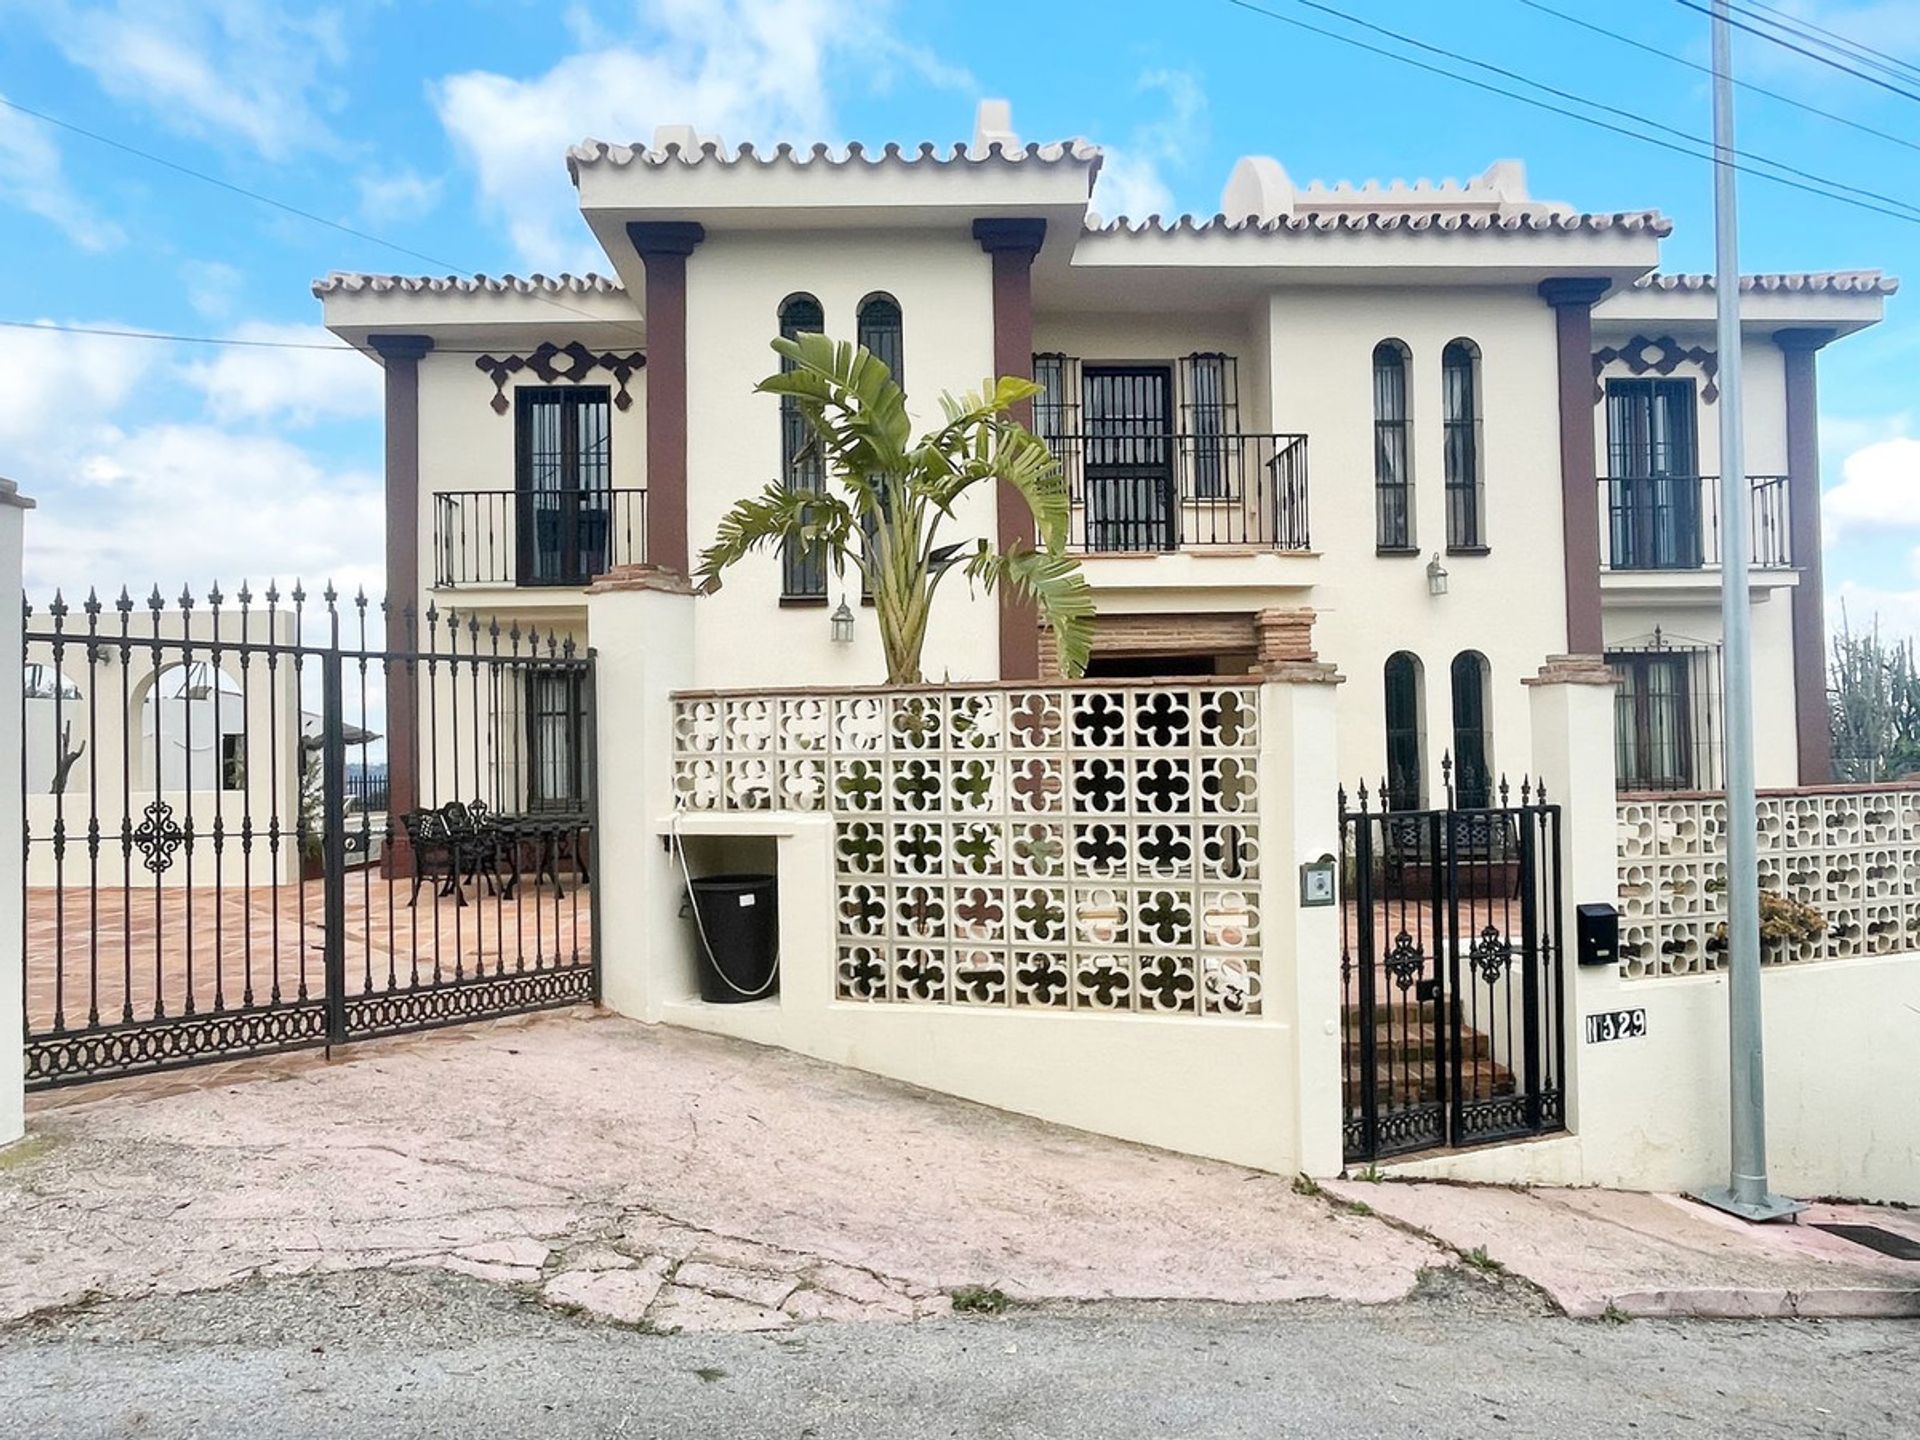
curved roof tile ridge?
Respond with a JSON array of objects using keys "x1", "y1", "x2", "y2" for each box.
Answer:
[
  {"x1": 1631, "y1": 270, "x2": 1898, "y2": 295},
  {"x1": 567, "y1": 134, "x2": 1099, "y2": 179},
  {"x1": 311, "y1": 271, "x2": 627, "y2": 299},
  {"x1": 1081, "y1": 208, "x2": 1670, "y2": 237}
]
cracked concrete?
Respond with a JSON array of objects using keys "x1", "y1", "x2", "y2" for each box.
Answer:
[{"x1": 0, "y1": 1012, "x2": 1441, "y2": 1331}]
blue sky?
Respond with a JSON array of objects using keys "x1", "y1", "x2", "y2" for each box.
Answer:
[{"x1": 1, "y1": 0, "x2": 1916, "y2": 638}]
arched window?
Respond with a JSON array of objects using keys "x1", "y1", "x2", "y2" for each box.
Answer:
[
  {"x1": 856, "y1": 293, "x2": 903, "y2": 388},
  {"x1": 1450, "y1": 651, "x2": 1493, "y2": 808},
  {"x1": 1443, "y1": 340, "x2": 1483, "y2": 550},
  {"x1": 1384, "y1": 651, "x2": 1425, "y2": 810},
  {"x1": 854, "y1": 295, "x2": 903, "y2": 598},
  {"x1": 778, "y1": 294, "x2": 826, "y2": 600},
  {"x1": 1373, "y1": 340, "x2": 1413, "y2": 551}
]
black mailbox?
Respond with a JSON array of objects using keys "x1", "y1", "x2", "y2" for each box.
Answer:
[{"x1": 1577, "y1": 903, "x2": 1619, "y2": 967}]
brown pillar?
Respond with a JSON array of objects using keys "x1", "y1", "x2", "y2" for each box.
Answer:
[
  {"x1": 974, "y1": 217, "x2": 1047, "y2": 680},
  {"x1": 1777, "y1": 327, "x2": 1838, "y2": 785},
  {"x1": 368, "y1": 333, "x2": 432, "y2": 836},
  {"x1": 1538, "y1": 278, "x2": 1611, "y2": 656},
  {"x1": 627, "y1": 221, "x2": 706, "y2": 578}
]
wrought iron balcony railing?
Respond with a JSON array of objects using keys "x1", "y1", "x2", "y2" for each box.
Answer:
[
  {"x1": 1047, "y1": 431, "x2": 1311, "y2": 554},
  {"x1": 433, "y1": 488, "x2": 646, "y2": 588},
  {"x1": 1598, "y1": 474, "x2": 1791, "y2": 572}
]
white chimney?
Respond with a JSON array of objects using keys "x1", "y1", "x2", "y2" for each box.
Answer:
[{"x1": 973, "y1": 98, "x2": 1018, "y2": 154}]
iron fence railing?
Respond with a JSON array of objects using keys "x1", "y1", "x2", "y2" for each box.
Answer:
[
  {"x1": 1598, "y1": 474, "x2": 1791, "y2": 572},
  {"x1": 1045, "y1": 432, "x2": 1311, "y2": 553},
  {"x1": 433, "y1": 488, "x2": 645, "y2": 588}
]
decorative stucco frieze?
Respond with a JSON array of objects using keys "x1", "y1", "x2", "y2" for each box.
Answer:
[
  {"x1": 472, "y1": 342, "x2": 646, "y2": 414},
  {"x1": 1591, "y1": 334, "x2": 1719, "y2": 405}
]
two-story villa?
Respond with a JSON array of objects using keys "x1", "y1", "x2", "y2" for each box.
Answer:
[{"x1": 316, "y1": 102, "x2": 1891, "y2": 815}]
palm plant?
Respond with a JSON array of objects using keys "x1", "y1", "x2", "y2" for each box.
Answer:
[{"x1": 695, "y1": 332, "x2": 1095, "y2": 685}]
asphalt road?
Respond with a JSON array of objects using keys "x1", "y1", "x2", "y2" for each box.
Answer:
[{"x1": 1, "y1": 1267, "x2": 1914, "y2": 1439}]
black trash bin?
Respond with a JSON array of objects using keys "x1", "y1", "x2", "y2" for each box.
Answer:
[{"x1": 687, "y1": 872, "x2": 779, "y2": 1003}]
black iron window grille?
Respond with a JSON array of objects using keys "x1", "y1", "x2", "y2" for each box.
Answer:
[
  {"x1": 779, "y1": 293, "x2": 828, "y2": 601},
  {"x1": 1179, "y1": 353, "x2": 1238, "y2": 501},
  {"x1": 1384, "y1": 649, "x2": 1425, "y2": 810},
  {"x1": 856, "y1": 295, "x2": 904, "y2": 601},
  {"x1": 1442, "y1": 339, "x2": 1484, "y2": 550},
  {"x1": 1608, "y1": 629, "x2": 1723, "y2": 791},
  {"x1": 1449, "y1": 650, "x2": 1493, "y2": 808},
  {"x1": 514, "y1": 387, "x2": 614, "y2": 587},
  {"x1": 1373, "y1": 340, "x2": 1414, "y2": 551},
  {"x1": 1604, "y1": 377, "x2": 1702, "y2": 570}
]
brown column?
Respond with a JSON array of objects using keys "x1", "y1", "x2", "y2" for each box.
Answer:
[
  {"x1": 1538, "y1": 278, "x2": 1612, "y2": 656},
  {"x1": 368, "y1": 333, "x2": 432, "y2": 837},
  {"x1": 627, "y1": 221, "x2": 706, "y2": 578},
  {"x1": 974, "y1": 217, "x2": 1047, "y2": 680},
  {"x1": 1777, "y1": 326, "x2": 1838, "y2": 785}
]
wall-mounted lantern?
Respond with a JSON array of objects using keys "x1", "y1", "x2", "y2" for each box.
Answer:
[
  {"x1": 1426, "y1": 553, "x2": 1450, "y2": 597},
  {"x1": 829, "y1": 599, "x2": 856, "y2": 645}
]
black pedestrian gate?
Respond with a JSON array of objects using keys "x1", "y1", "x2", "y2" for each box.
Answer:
[
  {"x1": 22, "y1": 584, "x2": 599, "y2": 1089},
  {"x1": 1338, "y1": 774, "x2": 1565, "y2": 1164}
]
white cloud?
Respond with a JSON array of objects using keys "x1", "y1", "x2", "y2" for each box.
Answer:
[
  {"x1": 0, "y1": 322, "x2": 153, "y2": 452},
  {"x1": 180, "y1": 322, "x2": 381, "y2": 427},
  {"x1": 1831, "y1": 579, "x2": 1920, "y2": 652},
  {"x1": 181, "y1": 260, "x2": 246, "y2": 320},
  {"x1": 356, "y1": 167, "x2": 443, "y2": 226},
  {"x1": 432, "y1": 0, "x2": 970, "y2": 271},
  {"x1": 29, "y1": 424, "x2": 381, "y2": 599},
  {"x1": 1824, "y1": 436, "x2": 1920, "y2": 540},
  {"x1": 0, "y1": 98, "x2": 124, "y2": 250},
  {"x1": 0, "y1": 324, "x2": 379, "y2": 600},
  {"x1": 1090, "y1": 68, "x2": 1209, "y2": 221},
  {"x1": 25, "y1": 0, "x2": 350, "y2": 159}
]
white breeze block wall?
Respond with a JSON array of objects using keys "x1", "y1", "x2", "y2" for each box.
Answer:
[{"x1": 588, "y1": 666, "x2": 1348, "y2": 1175}]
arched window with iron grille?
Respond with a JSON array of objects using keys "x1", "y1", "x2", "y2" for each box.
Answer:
[
  {"x1": 1373, "y1": 340, "x2": 1414, "y2": 551},
  {"x1": 778, "y1": 293, "x2": 827, "y2": 601},
  {"x1": 1442, "y1": 339, "x2": 1484, "y2": 551},
  {"x1": 1384, "y1": 650, "x2": 1425, "y2": 810},
  {"x1": 1449, "y1": 650, "x2": 1493, "y2": 808}
]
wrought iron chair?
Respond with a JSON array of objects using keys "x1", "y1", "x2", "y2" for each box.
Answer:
[{"x1": 400, "y1": 807, "x2": 456, "y2": 907}]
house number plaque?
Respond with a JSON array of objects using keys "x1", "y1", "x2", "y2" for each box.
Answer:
[{"x1": 1585, "y1": 1008, "x2": 1648, "y2": 1044}]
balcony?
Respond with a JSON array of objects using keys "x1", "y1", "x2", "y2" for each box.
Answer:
[
  {"x1": 1598, "y1": 474, "x2": 1791, "y2": 573},
  {"x1": 433, "y1": 489, "x2": 645, "y2": 589},
  {"x1": 1051, "y1": 432, "x2": 1311, "y2": 554}
]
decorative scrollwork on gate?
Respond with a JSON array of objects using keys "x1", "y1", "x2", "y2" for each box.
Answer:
[
  {"x1": 131, "y1": 801, "x2": 186, "y2": 874},
  {"x1": 1383, "y1": 930, "x2": 1423, "y2": 991},
  {"x1": 1469, "y1": 924, "x2": 1511, "y2": 985}
]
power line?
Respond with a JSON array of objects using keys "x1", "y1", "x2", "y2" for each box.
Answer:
[
  {"x1": 1519, "y1": 0, "x2": 1920, "y2": 157},
  {"x1": 0, "y1": 317, "x2": 574, "y2": 358},
  {"x1": 1727, "y1": 0, "x2": 1920, "y2": 88},
  {"x1": 1272, "y1": 0, "x2": 1920, "y2": 221},
  {"x1": 1221, "y1": 0, "x2": 1920, "y2": 228},
  {"x1": 0, "y1": 94, "x2": 645, "y2": 344},
  {"x1": 1671, "y1": 0, "x2": 1920, "y2": 105}
]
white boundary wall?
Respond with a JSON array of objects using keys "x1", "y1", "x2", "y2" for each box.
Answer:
[
  {"x1": 588, "y1": 579, "x2": 1345, "y2": 1175},
  {"x1": 1, "y1": 482, "x2": 32, "y2": 1145},
  {"x1": 1396, "y1": 668, "x2": 1920, "y2": 1202}
]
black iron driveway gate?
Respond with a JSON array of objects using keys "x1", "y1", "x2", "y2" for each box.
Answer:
[
  {"x1": 22, "y1": 585, "x2": 599, "y2": 1089},
  {"x1": 1338, "y1": 776, "x2": 1565, "y2": 1164}
]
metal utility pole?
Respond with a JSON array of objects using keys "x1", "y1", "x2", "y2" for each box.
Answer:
[{"x1": 1699, "y1": 0, "x2": 1804, "y2": 1223}]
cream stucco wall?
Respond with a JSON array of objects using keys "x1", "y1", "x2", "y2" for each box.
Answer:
[
  {"x1": 1601, "y1": 590, "x2": 1801, "y2": 788},
  {"x1": 1262, "y1": 285, "x2": 1570, "y2": 795},
  {"x1": 413, "y1": 347, "x2": 647, "y2": 615},
  {"x1": 684, "y1": 227, "x2": 1002, "y2": 688}
]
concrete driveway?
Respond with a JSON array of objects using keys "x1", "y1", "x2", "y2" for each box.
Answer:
[{"x1": 1, "y1": 1012, "x2": 1439, "y2": 1332}]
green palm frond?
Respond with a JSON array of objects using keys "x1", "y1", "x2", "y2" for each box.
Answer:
[
  {"x1": 703, "y1": 332, "x2": 1096, "y2": 684},
  {"x1": 963, "y1": 543, "x2": 1097, "y2": 678},
  {"x1": 695, "y1": 479, "x2": 856, "y2": 589}
]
